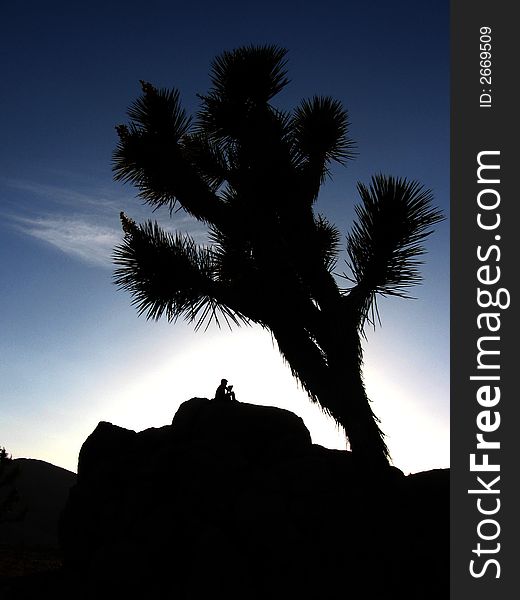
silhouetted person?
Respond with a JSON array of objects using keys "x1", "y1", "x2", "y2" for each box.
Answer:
[{"x1": 214, "y1": 378, "x2": 229, "y2": 402}]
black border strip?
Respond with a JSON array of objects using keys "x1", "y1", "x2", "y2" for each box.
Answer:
[{"x1": 451, "y1": 1, "x2": 518, "y2": 597}]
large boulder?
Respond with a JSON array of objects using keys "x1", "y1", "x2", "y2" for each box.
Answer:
[
  {"x1": 171, "y1": 397, "x2": 313, "y2": 463},
  {"x1": 59, "y1": 398, "x2": 448, "y2": 599}
]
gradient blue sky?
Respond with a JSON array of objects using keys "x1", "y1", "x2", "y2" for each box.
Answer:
[{"x1": 1, "y1": 1, "x2": 449, "y2": 474}]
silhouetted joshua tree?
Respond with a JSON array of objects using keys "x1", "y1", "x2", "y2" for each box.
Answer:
[{"x1": 113, "y1": 45, "x2": 443, "y2": 468}]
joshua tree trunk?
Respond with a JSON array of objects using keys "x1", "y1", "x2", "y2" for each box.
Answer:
[{"x1": 270, "y1": 301, "x2": 390, "y2": 468}]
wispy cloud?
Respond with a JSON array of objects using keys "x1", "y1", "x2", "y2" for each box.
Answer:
[
  {"x1": 3, "y1": 178, "x2": 124, "y2": 214},
  {"x1": 12, "y1": 215, "x2": 120, "y2": 268},
  {"x1": 3, "y1": 178, "x2": 212, "y2": 266}
]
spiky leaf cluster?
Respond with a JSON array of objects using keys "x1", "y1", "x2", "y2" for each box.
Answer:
[
  {"x1": 113, "y1": 45, "x2": 362, "y2": 330},
  {"x1": 345, "y1": 175, "x2": 443, "y2": 325}
]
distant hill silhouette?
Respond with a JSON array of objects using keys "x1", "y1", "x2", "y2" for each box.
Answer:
[
  {"x1": 0, "y1": 459, "x2": 76, "y2": 597},
  {"x1": 0, "y1": 459, "x2": 76, "y2": 548}
]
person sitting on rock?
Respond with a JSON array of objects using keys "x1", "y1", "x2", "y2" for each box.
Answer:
[
  {"x1": 226, "y1": 385, "x2": 237, "y2": 402},
  {"x1": 214, "y1": 378, "x2": 229, "y2": 401}
]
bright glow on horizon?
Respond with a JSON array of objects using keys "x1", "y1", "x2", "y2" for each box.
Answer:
[
  {"x1": 23, "y1": 325, "x2": 448, "y2": 475},
  {"x1": 363, "y1": 363, "x2": 449, "y2": 474}
]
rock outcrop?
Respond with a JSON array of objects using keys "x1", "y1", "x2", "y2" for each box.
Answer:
[{"x1": 59, "y1": 398, "x2": 448, "y2": 599}]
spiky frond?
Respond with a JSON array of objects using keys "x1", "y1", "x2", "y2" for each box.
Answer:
[
  {"x1": 113, "y1": 83, "x2": 225, "y2": 224},
  {"x1": 196, "y1": 96, "x2": 294, "y2": 181},
  {"x1": 208, "y1": 225, "x2": 254, "y2": 281},
  {"x1": 127, "y1": 82, "x2": 192, "y2": 138},
  {"x1": 113, "y1": 215, "x2": 243, "y2": 329},
  {"x1": 181, "y1": 133, "x2": 229, "y2": 191},
  {"x1": 113, "y1": 83, "x2": 191, "y2": 193},
  {"x1": 209, "y1": 45, "x2": 289, "y2": 104},
  {"x1": 197, "y1": 45, "x2": 291, "y2": 152},
  {"x1": 292, "y1": 96, "x2": 356, "y2": 173},
  {"x1": 314, "y1": 214, "x2": 341, "y2": 272},
  {"x1": 345, "y1": 175, "x2": 444, "y2": 325}
]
